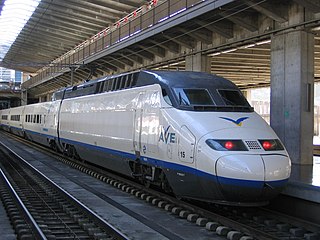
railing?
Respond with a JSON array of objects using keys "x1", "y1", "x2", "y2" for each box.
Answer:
[{"x1": 23, "y1": 0, "x2": 204, "y2": 89}]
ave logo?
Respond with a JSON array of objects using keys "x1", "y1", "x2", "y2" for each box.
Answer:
[{"x1": 159, "y1": 125, "x2": 176, "y2": 144}]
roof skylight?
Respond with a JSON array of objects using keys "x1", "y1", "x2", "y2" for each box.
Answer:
[{"x1": 0, "y1": 0, "x2": 41, "y2": 61}]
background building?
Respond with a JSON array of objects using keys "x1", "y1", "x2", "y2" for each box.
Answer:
[{"x1": 0, "y1": 67, "x2": 22, "y2": 109}]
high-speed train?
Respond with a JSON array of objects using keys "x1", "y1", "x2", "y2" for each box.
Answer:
[{"x1": 0, "y1": 70, "x2": 291, "y2": 206}]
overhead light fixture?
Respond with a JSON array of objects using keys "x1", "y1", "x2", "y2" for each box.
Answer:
[
  {"x1": 241, "y1": 43, "x2": 256, "y2": 49},
  {"x1": 256, "y1": 40, "x2": 271, "y2": 45},
  {"x1": 0, "y1": 0, "x2": 41, "y2": 61},
  {"x1": 221, "y1": 48, "x2": 237, "y2": 54},
  {"x1": 210, "y1": 52, "x2": 221, "y2": 56}
]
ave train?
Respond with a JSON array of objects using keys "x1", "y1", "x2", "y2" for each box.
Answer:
[{"x1": 0, "y1": 70, "x2": 291, "y2": 206}]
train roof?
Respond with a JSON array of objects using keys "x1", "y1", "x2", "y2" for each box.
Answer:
[
  {"x1": 138, "y1": 70, "x2": 237, "y2": 89},
  {"x1": 53, "y1": 70, "x2": 239, "y2": 101}
]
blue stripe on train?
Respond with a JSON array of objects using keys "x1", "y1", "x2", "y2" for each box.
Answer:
[{"x1": 3, "y1": 125, "x2": 289, "y2": 189}]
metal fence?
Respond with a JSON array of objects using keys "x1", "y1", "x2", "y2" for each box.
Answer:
[{"x1": 22, "y1": 0, "x2": 204, "y2": 89}]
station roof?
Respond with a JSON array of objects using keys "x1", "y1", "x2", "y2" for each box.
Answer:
[
  {"x1": 0, "y1": 0, "x2": 148, "y2": 73},
  {"x1": 1, "y1": 0, "x2": 320, "y2": 97}
]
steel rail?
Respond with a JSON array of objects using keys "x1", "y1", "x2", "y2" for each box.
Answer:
[
  {"x1": 0, "y1": 139, "x2": 130, "y2": 240},
  {"x1": 0, "y1": 168, "x2": 47, "y2": 240},
  {"x1": 3, "y1": 131, "x2": 320, "y2": 239}
]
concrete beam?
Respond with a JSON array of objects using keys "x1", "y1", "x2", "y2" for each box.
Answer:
[
  {"x1": 162, "y1": 33, "x2": 195, "y2": 49},
  {"x1": 195, "y1": 19, "x2": 233, "y2": 39},
  {"x1": 119, "y1": 52, "x2": 143, "y2": 64},
  {"x1": 185, "y1": 52, "x2": 211, "y2": 73},
  {"x1": 220, "y1": 12, "x2": 258, "y2": 32},
  {"x1": 148, "y1": 39, "x2": 180, "y2": 54},
  {"x1": 244, "y1": 0, "x2": 287, "y2": 23},
  {"x1": 126, "y1": 48, "x2": 154, "y2": 61},
  {"x1": 136, "y1": 44, "x2": 165, "y2": 58},
  {"x1": 293, "y1": 0, "x2": 320, "y2": 13},
  {"x1": 176, "y1": 27, "x2": 212, "y2": 44}
]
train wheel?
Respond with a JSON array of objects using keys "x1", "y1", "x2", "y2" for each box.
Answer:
[
  {"x1": 160, "y1": 171, "x2": 173, "y2": 194},
  {"x1": 66, "y1": 145, "x2": 79, "y2": 159},
  {"x1": 143, "y1": 180, "x2": 151, "y2": 188},
  {"x1": 50, "y1": 141, "x2": 58, "y2": 152}
]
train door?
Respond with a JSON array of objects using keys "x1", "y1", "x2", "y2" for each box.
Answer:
[
  {"x1": 133, "y1": 92, "x2": 144, "y2": 157},
  {"x1": 170, "y1": 125, "x2": 201, "y2": 199},
  {"x1": 178, "y1": 125, "x2": 195, "y2": 163}
]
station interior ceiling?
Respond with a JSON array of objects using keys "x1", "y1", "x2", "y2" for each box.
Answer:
[{"x1": 1, "y1": 0, "x2": 320, "y2": 97}]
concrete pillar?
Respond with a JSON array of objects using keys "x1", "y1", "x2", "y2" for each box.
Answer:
[
  {"x1": 21, "y1": 90, "x2": 27, "y2": 106},
  {"x1": 270, "y1": 30, "x2": 314, "y2": 165},
  {"x1": 185, "y1": 53, "x2": 211, "y2": 73}
]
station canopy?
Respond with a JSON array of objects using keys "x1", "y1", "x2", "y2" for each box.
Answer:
[
  {"x1": 0, "y1": 0, "x2": 147, "y2": 73},
  {"x1": 0, "y1": 0, "x2": 41, "y2": 63}
]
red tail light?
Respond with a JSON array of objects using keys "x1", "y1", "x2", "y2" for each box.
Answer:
[
  {"x1": 224, "y1": 141, "x2": 234, "y2": 150},
  {"x1": 262, "y1": 141, "x2": 272, "y2": 150},
  {"x1": 259, "y1": 139, "x2": 284, "y2": 151},
  {"x1": 206, "y1": 139, "x2": 248, "y2": 151}
]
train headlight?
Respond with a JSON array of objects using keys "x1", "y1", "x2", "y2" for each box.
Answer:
[
  {"x1": 258, "y1": 139, "x2": 284, "y2": 151},
  {"x1": 205, "y1": 139, "x2": 248, "y2": 151}
]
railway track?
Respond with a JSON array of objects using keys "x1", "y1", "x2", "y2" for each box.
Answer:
[
  {"x1": 0, "y1": 141, "x2": 128, "y2": 240},
  {"x1": 1, "y1": 131, "x2": 320, "y2": 240}
]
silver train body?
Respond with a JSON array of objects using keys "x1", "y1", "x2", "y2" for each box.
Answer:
[{"x1": 0, "y1": 70, "x2": 291, "y2": 206}]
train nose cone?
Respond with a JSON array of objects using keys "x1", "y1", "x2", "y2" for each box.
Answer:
[
  {"x1": 260, "y1": 154, "x2": 291, "y2": 197},
  {"x1": 216, "y1": 154, "x2": 290, "y2": 203}
]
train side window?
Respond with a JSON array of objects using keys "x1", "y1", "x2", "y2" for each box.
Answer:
[
  {"x1": 104, "y1": 80, "x2": 110, "y2": 92},
  {"x1": 110, "y1": 79, "x2": 116, "y2": 91},
  {"x1": 120, "y1": 75, "x2": 126, "y2": 89},
  {"x1": 118, "y1": 76, "x2": 123, "y2": 90},
  {"x1": 115, "y1": 77, "x2": 121, "y2": 90},
  {"x1": 129, "y1": 73, "x2": 138, "y2": 87},
  {"x1": 108, "y1": 79, "x2": 113, "y2": 91},
  {"x1": 124, "y1": 75, "x2": 130, "y2": 88},
  {"x1": 98, "y1": 82, "x2": 104, "y2": 93}
]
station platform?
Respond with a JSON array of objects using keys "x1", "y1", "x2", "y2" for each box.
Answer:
[{"x1": 281, "y1": 156, "x2": 320, "y2": 203}]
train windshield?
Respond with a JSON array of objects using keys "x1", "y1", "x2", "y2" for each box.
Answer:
[
  {"x1": 173, "y1": 88, "x2": 253, "y2": 112},
  {"x1": 173, "y1": 88, "x2": 214, "y2": 106},
  {"x1": 218, "y1": 89, "x2": 249, "y2": 106}
]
